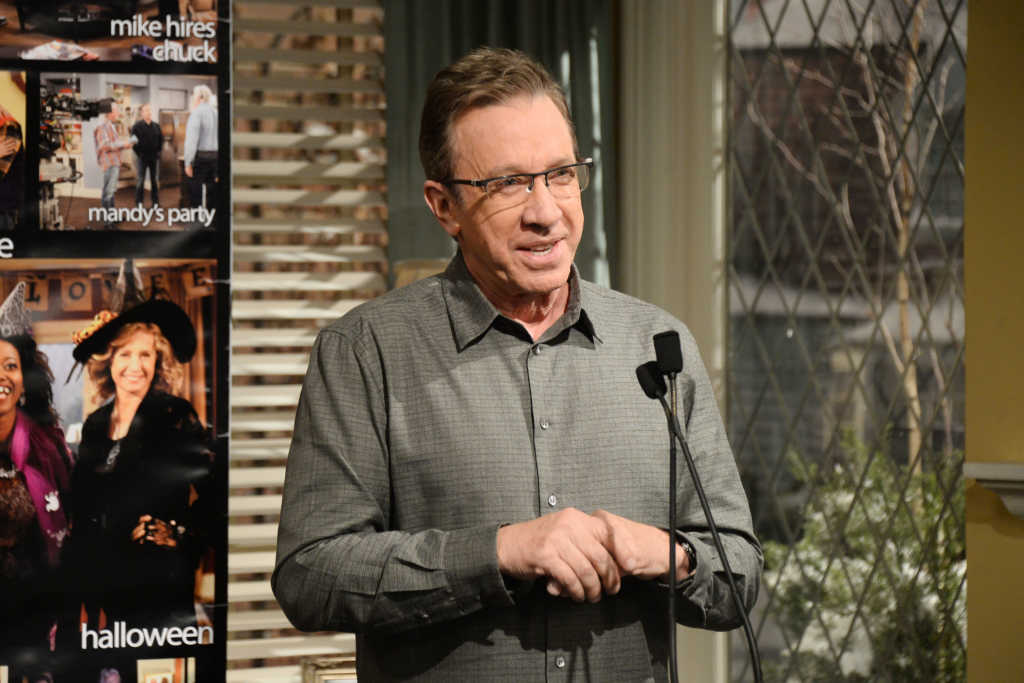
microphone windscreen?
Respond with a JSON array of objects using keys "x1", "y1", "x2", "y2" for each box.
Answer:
[
  {"x1": 653, "y1": 331, "x2": 683, "y2": 374},
  {"x1": 636, "y1": 360, "x2": 667, "y2": 399}
]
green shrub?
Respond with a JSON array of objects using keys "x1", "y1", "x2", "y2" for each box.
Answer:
[{"x1": 762, "y1": 430, "x2": 965, "y2": 682}]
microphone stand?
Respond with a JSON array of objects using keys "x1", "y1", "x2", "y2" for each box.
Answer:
[
  {"x1": 657, "y1": 387, "x2": 764, "y2": 683},
  {"x1": 637, "y1": 356, "x2": 763, "y2": 683},
  {"x1": 667, "y1": 372, "x2": 679, "y2": 683}
]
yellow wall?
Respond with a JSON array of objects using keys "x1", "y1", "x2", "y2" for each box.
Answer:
[{"x1": 965, "y1": 1, "x2": 1024, "y2": 680}]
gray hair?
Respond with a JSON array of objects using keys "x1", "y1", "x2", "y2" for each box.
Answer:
[{"x1": 193, "y1": 84, "x2": 213, "y2": 103}]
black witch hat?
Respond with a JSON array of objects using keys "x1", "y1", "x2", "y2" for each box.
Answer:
[{"x1": 72, "y1": 259, "x2": 197, "y2": 364}]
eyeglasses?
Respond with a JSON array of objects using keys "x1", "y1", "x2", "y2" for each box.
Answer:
[{"x1": 444, "y1": 158, "x2": 593, "y2": 203}]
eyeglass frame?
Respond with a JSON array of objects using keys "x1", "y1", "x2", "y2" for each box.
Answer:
[{"x1": 442, "y1": 158, "x2": 594, "y2": 199}]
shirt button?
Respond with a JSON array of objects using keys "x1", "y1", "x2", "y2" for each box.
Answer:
[
  {"x1": 547, "y1": 494, "x2": 558, "y2": 507},
  {"x1": 555, "y1": 656, "x2": 566, "y2": 669},
  {"x1": 540, "y1": 419, "x2": 550, "y2": 430},
  {"x1": 532, "y1": 345, "x2": 542, "y2": 355}
]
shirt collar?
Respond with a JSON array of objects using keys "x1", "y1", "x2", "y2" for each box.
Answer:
[{"x1": 441, "y1": 250, "x2": 599, "y2": 351}]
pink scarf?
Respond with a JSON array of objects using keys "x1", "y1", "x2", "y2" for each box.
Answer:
[{"x1": 9, "y1": 411, "x2": 72, "y2": 566}]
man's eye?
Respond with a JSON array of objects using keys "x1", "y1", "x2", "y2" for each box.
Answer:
[
  {"x1": 549, "y1": 167, "x2": 576, "y2": 183},
  {"x1": 489, "y1": 176, "x2": 529, "y2": 194}
]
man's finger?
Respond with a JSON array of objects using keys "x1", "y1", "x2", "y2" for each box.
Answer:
[
  {"x1": 545, "y1": 555, "x2": 588, "y2": 602},
  {"x1": 558, "y1": 541, "x2": 608, "y2": 602},
  {"x1": 593, "y1": 509, "x2": 647, "y2": 577},
  {"x1": 578, "y1": 525, "x2": 622, "y2": 595}
]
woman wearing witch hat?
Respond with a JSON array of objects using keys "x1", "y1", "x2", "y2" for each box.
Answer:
[
  {"x1": 0, "y1": 283, "x2": 74, "y2": 652},
  {"x1": 66, "y1": 261, "x2": 214, "y2": 633}
]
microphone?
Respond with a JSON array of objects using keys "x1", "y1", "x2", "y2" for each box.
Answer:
[
  {"x1": 653, "y1": 330, "x2": 683, "y2": 375},
  {"x1": 637, "y1": 331, "x2": 763, "y2": 683},
  {"x1": 636, "y1": 361, "x2": 666, "y2": 399}
]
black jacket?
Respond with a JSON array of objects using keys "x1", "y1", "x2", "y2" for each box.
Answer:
[
  {"x1": 131, "y1": 119, "x2": 163, "y2": 160},
  {"x1": 67, "y1": 390, "x2": 214, "y2": 629}
]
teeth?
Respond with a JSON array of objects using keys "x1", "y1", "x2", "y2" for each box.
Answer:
[
  {"x1": 530, "y1": 245, "x2": 553, "y2": 254},
  {"x1": 0, "y1": 387, "x2": 9, "y2": 395}
]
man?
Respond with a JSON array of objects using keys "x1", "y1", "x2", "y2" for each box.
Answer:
[
  {"x1": 274, "y1": 47, "x2": 762, "y2": 682},
  {"x1": 0, "y1": 103, "x2": 24, "y2": 230},
  {"x1": 131, "y1": 103, "x2": 162, "y2": 208},
  {"x1": 183, "y1": 84, "x2": 217, "y2": 215},
  {"x1": 93, "y1": 100, "x2": 130, "y2": 230}
]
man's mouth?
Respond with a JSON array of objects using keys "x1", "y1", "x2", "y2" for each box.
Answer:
[
  {"x1": 522, "y1": 240, "x2": 559, "y2": 255},
  {"x1": 0, "y1": 386, "x2": 11, "y2": 397}
]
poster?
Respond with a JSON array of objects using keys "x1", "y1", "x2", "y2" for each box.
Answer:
[{"x1": 0, "y1": 3, "x2": 229, "y2": 681}]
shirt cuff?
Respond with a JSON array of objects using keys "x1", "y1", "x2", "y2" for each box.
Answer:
[
  {"x1": 675, "y1": 533, "x2": 714, "y2": 626},
  {"x1": 443, "y1": 524, "x2": 515, "y2": 616}
]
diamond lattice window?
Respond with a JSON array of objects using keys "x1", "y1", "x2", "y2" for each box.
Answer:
[{"x1": 727, "y1": 1, "x2": 966, "y2": 680}]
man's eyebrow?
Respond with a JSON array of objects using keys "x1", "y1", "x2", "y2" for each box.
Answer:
[{"x1": 484, "y1": 157, "x2": 577, "y2": 178}]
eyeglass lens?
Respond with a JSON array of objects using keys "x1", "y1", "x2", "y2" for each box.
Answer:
[{"x1": 485, "y1": 163, "x2": 590, "y2": 199}]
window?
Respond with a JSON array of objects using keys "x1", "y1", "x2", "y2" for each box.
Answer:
[{"x1": 728, "y1": 2, "x2": 967, "y2": 680}]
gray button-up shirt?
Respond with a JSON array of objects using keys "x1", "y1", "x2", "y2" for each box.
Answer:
[
  {"x1": 183, "y1": 101, "x2": 217, "y2": 166},
  {"x1": 274, "y1": 252, "x2": 762, "y2": 682}
]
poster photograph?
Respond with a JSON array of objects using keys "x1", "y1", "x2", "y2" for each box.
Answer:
[
  {"x1": 3, "y1": 655, "x2": 197, "y2": 682},
  {"x1": 40, "y1": 72, "x2": 220, "y2": 231},
  {"x1": 0, "y1": 70, "x2": 23, "y2": 232},
  {"x1": 0, "y1": 259, "x2": 225, "y2": 680},
  {"x1": 0, "y1": 0, "x2": 231, "y2": 677},
  {"x1": 0, "y1": 2, "x2": 218, "y2": 65}
]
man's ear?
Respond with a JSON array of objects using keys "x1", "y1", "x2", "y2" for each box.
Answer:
[{"x1": 423, "y1": 180, "x2": 461, "y2": 240}]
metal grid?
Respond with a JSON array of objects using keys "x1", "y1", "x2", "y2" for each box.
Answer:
[{"x1": 727, "y1": 1, "x2": 966, "y2": 680}]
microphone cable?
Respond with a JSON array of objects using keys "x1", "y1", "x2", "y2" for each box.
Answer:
[
  {"x1": 661, "y1": 375, "x2": 763, "y2": 683},
  {"x1": 638, "y1": 349, "x2": 763, "y2": 683}
]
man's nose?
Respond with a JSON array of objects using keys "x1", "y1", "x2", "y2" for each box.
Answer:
[{"x1": 520, "y1": 176, "x2": 562, "y2": 227}]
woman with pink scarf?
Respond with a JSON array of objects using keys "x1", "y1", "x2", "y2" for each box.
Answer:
[{"x1": 0, "y1": 283, "x2": 73, "y2": 651}]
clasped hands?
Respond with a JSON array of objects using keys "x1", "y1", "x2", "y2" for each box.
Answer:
[
  {"x1": 130, "y1": 514, "x2": 179, "y2": 548},
  {"x1": 496, "y1": 508, "x2": 692, "y2": 603}
]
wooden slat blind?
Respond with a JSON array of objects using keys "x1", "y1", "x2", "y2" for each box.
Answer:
[{"x1": 230, "y1": 1, "x2": 386, "y2": 679}]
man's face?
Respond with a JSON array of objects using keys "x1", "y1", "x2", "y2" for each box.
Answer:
[
  {"x1": 442, "y1": 95, "x2": 583, "y2": 303},
  {"x1": 142, "y1": 104, "x2": 152, "y2": 122}
]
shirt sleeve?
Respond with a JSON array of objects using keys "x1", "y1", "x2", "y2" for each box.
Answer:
[
  {"x1": 272, "y1": 327, "x2": 514, "y2": 635},
  {"x1": 172, "y1": 398, "x2": 216, "y2": 566},
  {"x1": 129, "y1": 121, "x2": 141, "y2": 154},
  {"x1": 183, "y1": 112, "x2": 199, "y2": 166},
  {"x1": 93, "y1": 123, "x2": 111, "y2": 154},
  {"x1": 671, "y1": 325, "x2": 764, "y2": 631}
]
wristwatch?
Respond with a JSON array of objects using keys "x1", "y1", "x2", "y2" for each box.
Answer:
[{"x1": 680, "y1": 538, "x2": 697, "y2": 576}]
